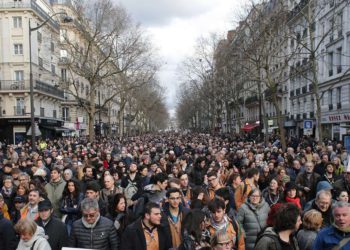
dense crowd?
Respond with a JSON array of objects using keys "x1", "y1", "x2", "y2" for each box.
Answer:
[{"x1": 0, "y1": 133, "x2": 350, "y2": 250}]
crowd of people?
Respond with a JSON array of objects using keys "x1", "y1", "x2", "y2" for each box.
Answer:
[{"x1": 0, "y1": 133, "x2": 350, "y2": 250}]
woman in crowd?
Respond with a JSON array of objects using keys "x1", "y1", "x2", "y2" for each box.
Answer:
[
  {"x1": 297, "y1": 209, "x2": 323, "y2": 250},
  {"x1": 336, "y1": 190, "x2": 349, "y2": 203},
  {"x1": 258, "y1": 165, "x2": 273, "y2": 191},
  {"x1": 275, "y1": 166, "x2": 290, "y2": 189},
  {"x1": 262, "y1": 178, "x2": 282, "y2": 206},
  {"x1": 282, "y1": 182, "x2": 301, "y2": 209},
  {"x1": 237, "y1": 188, "x2": 270, "y2": 250},
  {"x1": 60, "y1": 179, "x2": 84, "y2": 235},
  {"x1": 15, "y1": 218, "x2": 51, "y2": 250},
  {"x1": 16, "y1": 184, "x2": 29, "y2": 199}
]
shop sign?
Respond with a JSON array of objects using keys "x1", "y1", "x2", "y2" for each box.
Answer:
[{"x1": 322, "y1": 114, "x2": 350, "y2": 123}]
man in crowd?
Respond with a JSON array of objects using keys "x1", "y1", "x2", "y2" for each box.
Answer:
[
  {"x1": 100, "y1": 174, "x2": 122, "y2": 204},
  {"x1": 36, "y1": 199, "x2": 68, "y2": 250},
  {"x1": 85, "y1": 182, "x2": 108, "y2": 216},
  {"x1": 20, "y1": 189, "x2": 40, "y2": 220},
  {"x1": 207, "y1": 171, "x2": 223, "y2": 200},
  {"x1": 121, "y1": 162, "x2": 142, "y2": 208},
  {"x1": 305, "y1": 190, "x2": 333, "y2": 227},
  {"x1": 0, "y1": 210, "x2": 17, "y2": 250},
  {"x1": 121, "y1": 202, "x2": 171, "y2": 250},
  {"x1": 313, "y1": 202, "x2": 350, "y2": 249},
  {"x1": 45, "y1": 166, "x2": 66, "y2": 217},
  {"x1": 295, "y1": 161, "x2": 320, "y2": 202}
]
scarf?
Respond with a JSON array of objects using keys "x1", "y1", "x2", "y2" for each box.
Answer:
[
  {"x1": 1, "y1": 186, "x2": 12, "y2": 196},
  {"x1": 285, "y1": 196, "x2": 301, "y2": 208},
  {"x1": 82, "y1": 214, "x2": 101, "y2": 229},
  {"x1": 210, "y1": 215, "x2": 229, "y2": 231}
]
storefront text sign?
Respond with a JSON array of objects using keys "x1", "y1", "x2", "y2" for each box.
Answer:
[{"x1": 322, "y1": 114, "x2": 350, "y2": 123}]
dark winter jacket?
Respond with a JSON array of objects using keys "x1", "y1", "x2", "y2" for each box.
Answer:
[
  {"x1": 68, "y1": 215, "x2": 118, "y2": 250},
  {"x1": 312, "y1": 225, "x2": 350, "y2": 250},
  {"x1": 121, "y1": 217, "x2": 172, "y2": 250},
  {"x1": 36, "y1": 216, "x2": 68, "y2": 250},
  {"x1": 0, "y1": 212, "x2": 17, "y2": 250},
  {"x1": 295, "y1": 171, "x2": 320, "y2": 202},
  {"x1": 237, "y1": 199, "x2": 270, "y2": 250},
  {"x1": 60, "y1": 192, "x2": 84, "y2": 224},
  {"x1": 254, "y1": 227, "x2": 299, "y2": 250}
]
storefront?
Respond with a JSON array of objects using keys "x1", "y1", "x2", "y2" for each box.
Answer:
[{"x1": 321, "y1": 114, "x2": 350, "y2": 141}]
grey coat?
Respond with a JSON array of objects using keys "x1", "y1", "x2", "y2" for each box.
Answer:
[{"x1": 237, "y1": 198, "x2": 270, "y2": 250}]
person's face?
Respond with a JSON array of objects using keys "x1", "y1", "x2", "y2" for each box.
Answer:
[
  {"x1": 316, "y1": 195, "x2": 332, "y2": 212},
  {"x1": 345, "y1": 173, "x2": 350, "y2": 183},
  {"x1": 293, "y1": 161, "x2": 301, "y2": 169},
  {"x1": 212, "y1": 208, "x2": 225, "y2": 223},
  {"x1": 28, "y1": 191, "x2": 40, "y2": 206},
  {"x1": 208, "y1": 175, "x2": 219, "y2": 189},
  {"x1": 249, "y1": 191, "x2": 261, "y2": 205},
  {"x1": 172, "y1": 166, "x2": 179, "y2": 175},
  {"x1": 295, "y1": 215, "x2": 302, "y2": 231},
  {"x1": 85, "y1": 190, "x2": 98, "y2": 199},
  {"x1": 39, "y1": 208, "x2": 52, "y2": 221},
  {"x1": 85, "y1": 168, "x2": 93, "y2": 177},
  {"x1": 15, "y1": 202, "x2": 25, "y2": 210},
  {"x1": 326, "y1": 164, "x2": 334, "y2": 173},
  {"x1": 180, "y1": 174, "x2": 189, "y2": 188},
  {"x1": 334, "y1": 207, "x2": 350, "y2": 229},
  {"x1": 233, "y1": 176, "x2": 242, "y2": 187},
  {"x1": 146, "y1": 208, "x2": 162, "y2": 226},
  {"x1": 20, "y1": 232, "x2": 33, "y2": 242},
  {"x1": 158, "y1": 180, "x2": 168, "y2": 190},
  {"x1": 116, "y1": 198, "x2": 126, "y2": 212},
  {"x1": 213, "y1": 241, "x2": 233, "y2": 250},
  {"x1": 168, "y1": 192, "x2": 181, "y2": 209},
  {"x1": 253, "y1": 173, "x2": 260, "y2": 182},
  {"x1": 68, "y1": 182, "x2": 75, "y2": 193},
  {"x1": 305, "y1": 163, "x2": 314, "y2": 173},
  {"x1": 338, "y1": 191, "x2": 349, "y2": 202},
  {"x1": 269, "y1": 179, "x2": 278, "y2": 190},
  {"x1": 3, "y1": 179, "x2": 12, "y2": 189},
  {"x1": 104, "y1": 177, "x2": 114, "y2": 189},
  {"x1": 82, "y1": 208, "x2": 99, "y2": 224},
  {"x1": 140, "y1": 168, "x2": 148, "y2": 177},
  {"x1": 50, "y1": 170, "x2": 60, "y2": 181},
  {"x1": 37, "y1": 161, "x2": 43, "y2": 168},
  {"x1": 322, "y1": 155, "x2": 329, "y2": 162},
  {"x1": 17, "y1": 185, "x2": 26, "y2": 195},
  {"x1": 129, "y1": 164, "x2": 137, "y2": 173},
  {"x1": 287, "y1": 189, "x2": 297, "y2": 198},
  {"x1": 268, "y1": 163, "x2": 274, "y2": 170}
]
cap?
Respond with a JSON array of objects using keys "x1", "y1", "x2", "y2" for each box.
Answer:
[
  {"x1": 14, "y1": 196, "x2": 26, "y2": 203},
  {"x1": 38, "y1": 199, "x2": 52, "y2": 211}
]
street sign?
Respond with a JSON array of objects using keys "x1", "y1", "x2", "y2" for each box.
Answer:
[{"x1": 303, "y1": 120, "x2": 313, "y2": 135}]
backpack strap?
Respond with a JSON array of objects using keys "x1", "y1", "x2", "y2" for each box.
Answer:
[
  {"x1": 30, "y1": 239, "x2": 38, "y2": 250},
  {"x1": 332, "y1": 237, "x2": 350, "y2": 250}
]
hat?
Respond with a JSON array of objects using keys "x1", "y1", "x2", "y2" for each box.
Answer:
[
  {"x1": 38, "y1": 199, "x2": 52, "y2": 211},
  {"x1": 14, "y1": 196, "x2": 26, "y2": 203},
  {"x1": 284, "y1": 182, "x2": 297, "y2": 192}
]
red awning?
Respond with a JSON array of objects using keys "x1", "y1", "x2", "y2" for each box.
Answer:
[{"x1": 241, "y1": 123, "x2": 259, "y2": 132}]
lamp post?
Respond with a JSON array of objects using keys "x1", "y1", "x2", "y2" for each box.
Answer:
[{"x1": 29, "y1": 12, "x2": 72, "y2": 151}]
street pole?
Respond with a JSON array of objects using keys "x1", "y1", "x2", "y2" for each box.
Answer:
[{"x1": 29, "y1": 20, "x2": 36, "y2": 151}]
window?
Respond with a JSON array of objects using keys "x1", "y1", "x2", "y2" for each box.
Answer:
[
  {"x1": 51, "y1": 42, "x2": 55, "y2": 52},
  {"x1": 328, "y1": 89, "x2": 333, "y2": 105},
  {"x1": 337, "y1": 12, "x2": 343, "y2": 37},
  {"x1": 13, "y1": 17, "x2": 22, "y2": 28},
  {"x1": 328, "y1": 52, "x2": 334, "y2": 76},
  {"x1": 14, "y1": 44, "x2": 23, "y2": 55},
  {"x1": 15, "y1": 97, "x2": 24, "y2": 116},
  {"x1": 62, "y1": 107, "x2": 69, "y2": 121},
  {"x1": 337, "y1": 47, "x2": 342, "y2": 73},
  {"x1": 38, "y1": 57, "x2": 43, "y2": 67},
  {"x1": 37, "y1": 31, "x2": 42, "y2": 43},
  {"x1": 51, "y1": 64, "x2": 56, "y2": 75},
  {"x1": 337, "y1": 87, "x2": 341, "y2": 103},
  {"x1": 14, "y1": 70, "x2": 24, "y2": 81},
  {"x1": 61, "y1": 69, "x2": 67, "y2": 81},
  {"x1": 40, "y1": 107, "x2": 45, "y2": 117},
  {"x1": 53, "y1": 110, "x2": 57, "y2": 118}
]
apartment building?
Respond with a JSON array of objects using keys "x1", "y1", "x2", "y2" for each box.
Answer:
[{"x1": 0, "y1": 0, "x2": 67, "y2": 144}]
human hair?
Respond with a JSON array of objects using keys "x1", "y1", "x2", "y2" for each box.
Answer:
[
  {"x1": 332, "y1": 201, "x2": 350, "y2": 216},
  {"x1": 18, "y1": 172, "x2": 30, "y2": 180},
  {"x1": 166, "y1": 188, "x2": 181, "y2": 198},
  {"x1": 248, "y1": 188, "x2": 262, "y2": 198},
  {"x1": 83, "y1": 165, "x2": 93, "y2": 173},
  {"x1": 62, "y1": 179, "x2": 80, "y2": 198},
  {"x1": 51, "y1": 166, "x2": 62, "y2": 174},
  {"x1": 246, "y1": 168, "x2": 259, "y2": 178},
  {"x1": 276, "y1": 166, "x2": 286, "y2": 175},
  {"x1": 181, "y1": 209, "x2": 206, "y2": 244},
  {"x1": 143, "y1": 202, "x2": 160, "y2": 218},
  {"x1": 208, "y1": 198, "x2": 226, "y2": 213},
  {"x1": 153, "y1": 173, "x2": 168, "y2": 184},
  {"x1": 3, "y1": 175, "x2": 13, "y2": 183},
  {"x1": 274, "y1": 203, "x2": 300, "y2": 232},
  {"x1": 168, "y1": 177, "x2": 181, "y2": 187},
  {"x1": 315, "y1": 190, "x2": 332, "y2": 201},
  {"x1": 214, "y1": 187, "x2": 230, "y2": 201},
  {"x1": 80, "y1": 197, "x2": 99, "y2": 211},
  {"x1": 207, "y1": 171, "x2": 218, "y2": 179},
  {"x1": 109, "y1": 193, "x2": 127, "y2": 215},
  {"x1": 16, "y1": 184, "x2": 29, "y2": 196},
  {"x1": 28, "y1": 189, "x2": 40, "y2": 196},
  {"x1": 177, "y1": 171, "x2": 188, "y2": 180},
  {"x1": 15, "y1": 218, "x2": 37, "y2": 235},
  {"x1": 227, "y1": 173, "x2": 240, "y2": 186},
  {"x1": 303, "y1": 209, "x2": 323, "y2": 231}
]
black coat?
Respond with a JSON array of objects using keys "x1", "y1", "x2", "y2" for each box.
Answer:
[
  {"x1": 121, "y1": 217, "x2": 172, "y2": 250},
  {"x1": 0, "y1": 212, "x2": 17, "y2": 250},
  {"x1": 68, "y1": 216, "x2": 118, "y2": 250},
  {"x1": 36, "y1": 216, "x2": 68, "y2": 250}
]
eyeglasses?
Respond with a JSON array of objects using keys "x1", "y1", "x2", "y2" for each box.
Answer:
[{"x1": 83, "y1": 213, "x2": 96, "y2": 218}]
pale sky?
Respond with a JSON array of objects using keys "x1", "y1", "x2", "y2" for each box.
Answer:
[{"x1": 116, "y1": 0, "x2": 246, "y2": 117}]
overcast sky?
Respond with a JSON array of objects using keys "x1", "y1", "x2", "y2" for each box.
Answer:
[{"x1": 116, "y1": 0, "x2": 246, "y2": 117}]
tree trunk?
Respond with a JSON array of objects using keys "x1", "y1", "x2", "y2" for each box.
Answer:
[{"x1": 88, "y1": 86, "x2": 96, "y2": 142}]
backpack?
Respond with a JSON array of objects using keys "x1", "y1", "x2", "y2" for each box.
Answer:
[{"x1": 124, "y1": 179, "x2": 138, "y2": 201}]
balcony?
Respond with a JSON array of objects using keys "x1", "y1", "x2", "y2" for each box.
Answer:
[
  {"x1": 35, "y1": 80, "x2": 64, "y2": 99},
  {"x1": 13, "y1": 106, "x2": 26, "y2": 116},
  {"x1": 0, "y1": 1, "x2": 59, "y2": 31},
  {"x1": 0, "y1": 80, "x2": 27, "y2": 91},
  {"x1": 245, "y1": 95, "x2": 259, "y2": 107}
]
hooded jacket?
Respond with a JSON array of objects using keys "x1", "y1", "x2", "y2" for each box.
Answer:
[
  {"x1": 16, "y1": 226, "x2": 51, "y2": 250},
  {"x1": 45, "y1": 178, "x2": 66, "y2": 217}
]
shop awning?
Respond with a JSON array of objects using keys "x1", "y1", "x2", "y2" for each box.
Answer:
[
  {"x1": 41, "y1": 126, "x2": 74, "y2": 132},
  {"x1": 241, "y1": 123, "x2": 259, "y2": 132}
]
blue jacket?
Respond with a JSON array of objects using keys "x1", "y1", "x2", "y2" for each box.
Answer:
[{"x1": 312, "y1": 226, "x2": 350, "y2": 250}]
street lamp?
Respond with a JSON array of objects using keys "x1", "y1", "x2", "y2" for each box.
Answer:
[{"x1": 29, "y1": 12, "x2": 72, "y2": 151}]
